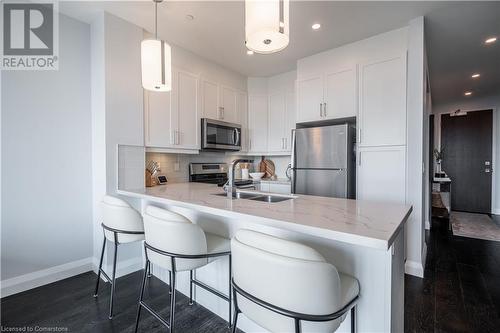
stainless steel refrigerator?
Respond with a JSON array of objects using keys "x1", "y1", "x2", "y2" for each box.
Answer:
[{"x1": 291, "y1": 124, "x2": 356, "y2": 199}]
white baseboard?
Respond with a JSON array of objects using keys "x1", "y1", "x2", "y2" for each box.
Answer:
[
  {"x1": 1, "y1": 257, "x2": 93, "y2": 298},
  {"x1": 405, "y1": 259, "x2": 424, "y2": 278},
  {"x1": 425, "y1": 220, "x2": 431, "y2": 230},
  {"x1": 492, "y1": 208, "x2": 500, "y2": 215}
]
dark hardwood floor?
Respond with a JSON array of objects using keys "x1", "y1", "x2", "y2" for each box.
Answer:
[
  {"x1": 3, "y1": 217, "x2": 500, "y2": 333},
  {"x1": 405, "y1": 217, "x2": 500, "y2": 333},
  {"x1": 1, "y1": 270, "x2": 237, "y2": 333}
]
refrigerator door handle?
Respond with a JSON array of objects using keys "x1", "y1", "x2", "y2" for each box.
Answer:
[{"x1": 290, "y1": 129, "x2": 296, "y2": 193}]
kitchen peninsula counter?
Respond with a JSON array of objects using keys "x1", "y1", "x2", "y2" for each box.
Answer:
[{"x1": 118, "y1": 182, "x2": 412, "y2": 250}]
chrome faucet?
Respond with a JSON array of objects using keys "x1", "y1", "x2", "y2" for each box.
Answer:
[{"x1": 227, "y1": 159, "x2": 253, "y2": 198}]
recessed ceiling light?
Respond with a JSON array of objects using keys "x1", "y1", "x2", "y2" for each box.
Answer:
[
  {"x1": 485, "y1": 37, "x2": 497, "y2": 44},
  {"x1": 464, "y1": 91, "x2": 472, "y2": 96},
  {"x1": 185, "y1": 14, "x2": 194, "y2": 21},
  {"x1": 471, "y1": 73, "x2": 480, "y2": 78},
  {"x1": 312, "y1": 23, "x2": 321, "y2": 30},
  {"x1": 247, "y1": 50, "x2": 254, "y2": 55}
]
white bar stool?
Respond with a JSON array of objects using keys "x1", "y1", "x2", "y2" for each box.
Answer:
[
  {"x1": 134, "y1": 205, "x2": 232, "y2": 333},
  {"x1": 93, "y1": 195, "x2": 145, "y2": 319},
  {"x1": 231, "y1": 229, "x2": 360, "y2": 333}
]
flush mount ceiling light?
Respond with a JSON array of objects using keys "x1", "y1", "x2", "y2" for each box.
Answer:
[
  {"x1": 464, "y1": 91, "x2": 473, "y2": 96},
  {"x1": 471, "y1": 73, "x2": 480, "y2": 78},
  {"x1": 245, "y1": 0, "x2": 290, "y2": 54},
  {"x1": 141, "y1": 0, "x2": 172, "y2": 92},
  {"x1": 312, "y1": 23, "x2": 321, "y2": 30},
  {"x1": 485, "y1": 36, "x2": 497, "y2": 44}
]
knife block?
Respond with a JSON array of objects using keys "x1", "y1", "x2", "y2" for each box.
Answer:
[{"x1": 145, "y1": 170, "x2": 156, "y2": 187}]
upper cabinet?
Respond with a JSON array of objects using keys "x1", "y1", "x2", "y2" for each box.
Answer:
[
  {"x1": 268, "y1": 90, "x2": 296, "y2": 154},
  {"x1": 145, "y1": 68, "x2": 199, "y2": 151},
  {"x1": 175, "y1": 70, "x2": 199, "y2": 149},
  {"x1": 358, "y1": 54, "x2": 407, "y2": 147},
  {"x1": 201, "y1": 79, "x2": 241, "y2": 124},
  {"x1": 296, "y1": 66, "x2": 357, "y2": 123},
  {"x1": 247, "y1": 95, "x2": 268, "y2": 154},
  {"x1": 200, "y1": 79, "x2": 219, "y2": 120},
  {"x1": 145, "y1": 72, "x2": 176, "y2": 148}
]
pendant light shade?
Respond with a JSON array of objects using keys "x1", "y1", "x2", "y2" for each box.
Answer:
[
  {"x1": 245, "y1": 0, "x2": 289, "y2": 54},
  {"x1": 141, "y1": 0, "x2": 171, "y2": 92},
  {"x1": 141, "y1": 39, "x2": 171, "y2": 91}
]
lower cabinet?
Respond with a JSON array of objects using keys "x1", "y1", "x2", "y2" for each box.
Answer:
[
  {"x1": 357, "y1": 146, "x2": 406, "y2": 203},
  {"x1": 259, "y1": 182, "x2": 292, "y2": 194}
]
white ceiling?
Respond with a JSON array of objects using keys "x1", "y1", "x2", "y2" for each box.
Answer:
[{"x1": 60, "y1": 1, "x2": 500, "y2": 105}]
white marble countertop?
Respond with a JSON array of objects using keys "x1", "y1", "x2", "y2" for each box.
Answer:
[{"x1": 118, "y1": 183, "x2": 412, "y2": 250}]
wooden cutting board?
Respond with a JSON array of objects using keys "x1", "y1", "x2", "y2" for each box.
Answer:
[{"x1": 263, "y1": 159, "x2": 275, "y2": 179}]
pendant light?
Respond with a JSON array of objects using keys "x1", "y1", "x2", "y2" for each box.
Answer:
[
  {"x1": 245, "y1": 0, "x2": 289, "y2": 54},
  {"x1": 141, "y1": 0, "x2": 172, "y2": 92}
]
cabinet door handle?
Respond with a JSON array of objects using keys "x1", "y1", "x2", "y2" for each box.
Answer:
[
  {"x1": 285, "y1": 138, "x2": 287, "y2": 149},
  {"x1": 323, "y1": 103, "x2": 327, "y2": 117},
  {"x1": 320, "y1": 103, "x2": 323, "y2": 117},
  {"x1": 176, "y1": 130, "x2": 180, "y2": 145}
]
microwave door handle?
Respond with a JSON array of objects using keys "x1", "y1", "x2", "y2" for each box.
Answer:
[{"x1": 234, "y1": 128, "x2": 240, "y2": 146}]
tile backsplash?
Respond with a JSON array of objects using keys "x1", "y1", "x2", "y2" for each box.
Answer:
[{"x1": 146, "y1": 152, "x2": 291, "y2": 183}]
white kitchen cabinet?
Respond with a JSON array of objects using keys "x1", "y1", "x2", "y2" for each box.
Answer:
[
  {"x1": 258, "y1": 182, "x2": 292, "y2": 194},
  {"x1": 284, "y1": 90, "x2": 296, "y2": 151},
  {"x1": 144, "y1": 73, "x2": 176, "y2": 148},
  {"x1": 296, "y1": 75, "x2": 323, "y2": 123},
  {"x1": 357, "y1": 146, "x2": 406, "y2": 203},
  {"x1": 145, "y1": 68, "x2": 199, "y2": 151},
  {"x1": 201, "y1": 79, "x2": 241, "y2": 124},
  {"x1": 323, "y1": 68, "x2": 357, "y2": 120},
  {"x1": 247, "y1": 95, "x2": 268, "y2": 153},
  {"x1": 359, "y1": 54, "x2": 407, "y2": 147},
  {"x1": 268, "y1": 91, "x2": 295, "y2": 154},
  {"x1": 268, "y1": 92, "x2": 287, "y2": 152},
  {"x1": 174, "y1": 70, "x2": 199, "y2": 149},
  {"x1": 269, "y1": 183, "x2": 291, "y2": 194},
  {"x1": 221, "y1": 86, "x2": 239, "y2": 124},
  {"x1": 201, "y1": 79, "x2": 219, "y2": 120},
  {"x1": 296, "y1": 66, "x2": 357, "y2": 123},
  {"x1": 238, "y1": 92, "x2": 249, "y2": 152}
]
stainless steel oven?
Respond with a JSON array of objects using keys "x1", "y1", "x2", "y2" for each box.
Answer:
[{"x1": 201, "y1": 118, "x2": 241, "y2": 151}]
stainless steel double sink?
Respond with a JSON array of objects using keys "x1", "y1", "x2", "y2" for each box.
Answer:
[{"x1": 213, "y1": 191, "x2": 296, "y2": 203}]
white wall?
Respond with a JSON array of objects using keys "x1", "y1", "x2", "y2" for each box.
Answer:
[
  {"x1": 1, "y1": 14, "x2": 93, "y2": 290},
  {"x1": 405, "y1": 17, "x2": 427, "y2": 277},
  {"x1": 432, "y1": 94, "x2": 500, "y2": 215}
]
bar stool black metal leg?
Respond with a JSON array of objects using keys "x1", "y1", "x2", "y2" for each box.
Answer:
[
  {"x1": 228, "y1": 254, "x2": 232, "y2": 328},
  {"x1": 294, "y1": 318, "x2": 301, "y2": 333},
  {"x1": 109, "y1": 241, "x2": 118, "y2": 319},
  {"x1": 169, "y1": 271, "x2": 172, "y2": 294},
  {"x1": 351, "y1": 306, "x2": 356, "y2": 333},
  {"x1": 169, "y1": 263, "x2": 177, "y2": 333},
  {"x1": 189, "y1": 270, "x2": 194, "y2": 305},
  {"x1": 147, "y1": 265, "x2": 152, "y2": 278},
  {"x1": 231, "y1": 282, "x2": 239, "y2": 333},
  {"x1": 93, "y1": 237, "x2": 106, "y2": 297},
  {"x1": 134, "y1": 260, "x2": 150, "y2": 333}
]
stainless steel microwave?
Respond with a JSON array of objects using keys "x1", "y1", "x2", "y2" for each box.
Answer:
[{"x1": 201, "y1": 118, "x2": 241, "y2": 151}]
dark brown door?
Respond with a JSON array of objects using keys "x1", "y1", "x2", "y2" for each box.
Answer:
[{"x1": 441, "y1": 110, "x2": 493, "y2": 213}]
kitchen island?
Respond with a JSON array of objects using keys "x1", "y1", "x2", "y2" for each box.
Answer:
[{"x1": 118, "y1": 182, "x2": 412, "y2": 333}]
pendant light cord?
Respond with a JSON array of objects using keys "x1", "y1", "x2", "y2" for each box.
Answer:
[{"x1": 154, "y1": 0, "x2": 158, "y2": 40}]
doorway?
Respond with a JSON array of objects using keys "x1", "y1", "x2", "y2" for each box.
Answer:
[{"x1": 441, "y1": 110, "x2": 493, "y2": 213}]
